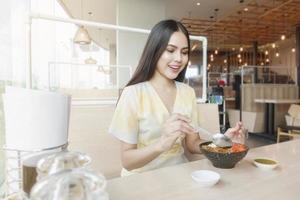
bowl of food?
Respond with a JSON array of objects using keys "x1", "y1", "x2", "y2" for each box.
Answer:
[
  {"x1": 200, "y1": 141, "x2": 248, "y2": 169},
  {"x1": 253, "y1": 158, "x2": 278, "y2": 171}
]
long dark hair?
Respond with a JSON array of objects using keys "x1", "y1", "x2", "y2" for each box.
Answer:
[{"x1": 126, "y1": 19, "x2": 190, "y2": 87}]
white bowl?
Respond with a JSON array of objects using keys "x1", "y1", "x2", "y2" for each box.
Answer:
[
  {"x1": 253, "y1": 158, "x2": 278, "y2": 171},
  {"x1": 191, "y1": 170, "x2": 220, "y2": 187}
]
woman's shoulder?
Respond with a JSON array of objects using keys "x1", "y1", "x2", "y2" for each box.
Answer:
[
  {"x1": 123, "y1": 81, "x2": 147, "y2": 91},
  {"x1": 175, "y1": 81, "x2": 195, "y2": 93},
  {"x1": 122, "y1": 81, "x2": 148, "y2": 96}
]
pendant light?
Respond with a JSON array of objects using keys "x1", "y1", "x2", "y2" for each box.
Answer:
[
  {"x1": 74, "y1": 0, "x2": 91, "y2": 45},
  {"x1": 84, "y1": 56, "x2": 97, "y2": 64},
  {"x1": 85, "y1": 23, "x2": 98, "y2": 65}
]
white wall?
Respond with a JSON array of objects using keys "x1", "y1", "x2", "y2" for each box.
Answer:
[{"x1": 117, "y1": 0, "x2": 166, "y2": 87}]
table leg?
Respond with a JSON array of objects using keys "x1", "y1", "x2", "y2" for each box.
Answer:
[
  {"x1": 264, "y1": 103, "x2": 269, "y2": 134},
  {"x1": 267, "y1": 103, "x2": 275, "y2": 136},
  {"x1": 269, "y1": 103, "x2": 275, "y2": 135}
]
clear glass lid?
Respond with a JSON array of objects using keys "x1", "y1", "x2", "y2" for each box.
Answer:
[
  {"x1": 30, "y1": 168, "x2": 108, "y2": 200},
  {"x1": 36, "y1": 151, "x2": 91, "y2": 181}
]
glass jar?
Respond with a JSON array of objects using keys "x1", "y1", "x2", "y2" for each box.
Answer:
[
  {"x1": 30, "y1": 168, "x2": 108, "y2": 200},
  {"x1": 4, "y1": 191, "x2": 29, "y2": 200},
  {"x1": 36, "y1": 151, "x2": 91, "y2": 181}
]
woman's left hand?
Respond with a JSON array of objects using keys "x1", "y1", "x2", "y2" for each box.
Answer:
[{"x1": 224, "y1": 122, "x2": 247, "y2": 144}]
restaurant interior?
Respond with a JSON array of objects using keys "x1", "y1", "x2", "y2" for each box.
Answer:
[{"x1": 1, "y1": 0, "x2": 300, "y2": 199}]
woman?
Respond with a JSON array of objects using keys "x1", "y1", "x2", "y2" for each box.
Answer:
[{"x1": 109, "y1": 19, "x2": 245, "y2": 176}]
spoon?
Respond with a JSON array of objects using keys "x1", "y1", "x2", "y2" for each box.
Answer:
[
  {"x1": 197, "y1": 127, "x2": 233, "y2": 148},
  {"x1": 212, "y1": 133, "x2": 233, "y2": 148}
]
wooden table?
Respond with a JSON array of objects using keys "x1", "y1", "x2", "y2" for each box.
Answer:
[
  {"x1": 254, "y1": 99, "x2": 300, "y2": 140},
  {"x1": 106, "y1": 139, "x2": 300, "y2": 200}
]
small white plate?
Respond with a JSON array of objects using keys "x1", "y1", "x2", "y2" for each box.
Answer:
[
  {"x1": 191, "y1": 170, "x2": 220, "y2": 187},
  {"x1": 253, "y1": 158, "x2": 278, "y2": 171}
]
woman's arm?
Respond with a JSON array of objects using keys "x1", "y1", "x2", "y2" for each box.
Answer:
[
  {"x1": 120, "y1": 142, "x2": 163, "y2": 171},
  {"x1": 120, "y1": 113, "x2": 195, "y2": 171}
]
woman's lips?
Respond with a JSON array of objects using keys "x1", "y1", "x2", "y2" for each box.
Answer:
[{"x1": 168, "y1": 65, "x2": 181, "y2": 72}]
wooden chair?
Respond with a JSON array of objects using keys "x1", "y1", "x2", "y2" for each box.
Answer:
[{"x1": 277, "y1": 104, "x2": 300, "y2": 143}]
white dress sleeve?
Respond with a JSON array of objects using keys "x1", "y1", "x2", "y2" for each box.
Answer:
[{"x1": 108, "y1": 86, "x2": 139, "y2": 144}]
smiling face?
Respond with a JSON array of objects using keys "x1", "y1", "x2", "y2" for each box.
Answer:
[{"x1": 154, "y1": 31, "x2": 189, "y2": 81}]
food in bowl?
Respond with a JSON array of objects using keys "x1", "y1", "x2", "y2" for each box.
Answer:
[
  {"x1": 253, "y1": 158, "x2": 278, "y2": 171},
  {"x1": 200, "y1": 141, "x2": 248, "y2": 169},
  {"x1": 202, "y1": 143, "x2": 247, "y2": 153}
]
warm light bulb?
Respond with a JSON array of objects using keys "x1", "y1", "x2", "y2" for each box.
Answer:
[
  {"x1": 292, "y1": 48, "x2": 295, "y2": 53},
  {"x1": 261, "y1": 62, "x2": 264, "y2": 66},
  {"x1": 272, "y1": 43, "x2": 276, "y2": 48},
  {"x1": 210, "y1": 57, "x2": 214, "y2": 62},
  {"x1": 244, "y1": 62, "x2": 248, "y2": 66},
  {"x1": 210, "y1": 54, "x2": 214, "y2": 58},
  {"x1": 239, "y1": 47, "x2": 244, "y2": 52},
  {"x1": 237, "y1": 54, "x2": 241, "y2": 58},
  {"x1": 224, "y1": 59, "x2": 227, "y2": 64},
  {"x1": 266, "y1": 58, "x2": 270, "y2": 63},
  {"x1": 265, "y1": 50, "x2": 269, "y2": 55},
  {"x1": 232, "y1": 48, "x2": 235, "y2": 51},
  {"x1": 239, "y1": 58, "x2": 242, "y2": 63},
  {"x1": 275, "y1": 52, "x2": 279, "y2": 57},
  {"x1": 281, "y1": 35, "x2": 286, "y2": 40},
  {"x1": 244, "y1": 7, "x2": 248, "y2": 11},
  {"x1": 208, "y1": 64, "x2": 211, "y2": 67},
  {"x1": 214, "y1": 49, "x2": 218, "y2": 55},
  {"x1": 188, "y1": 61, "x2": 191, "y2": 65}
]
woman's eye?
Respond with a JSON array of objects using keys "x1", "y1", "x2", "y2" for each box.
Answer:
[
  {"x1": 182, "y1": 51, "x2": 188, "y2": 55},
  {"x1": 166, "y1": 49, "x2": 175, "y2": 53}
]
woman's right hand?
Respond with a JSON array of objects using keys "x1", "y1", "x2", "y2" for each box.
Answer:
[{"x1": 157, "y1": 113, "x2": 196, "y2": 152}]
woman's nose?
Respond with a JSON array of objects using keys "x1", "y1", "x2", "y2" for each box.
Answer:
[{"x1": 174, "y1": 51, "x2": 182, "y2": 62}]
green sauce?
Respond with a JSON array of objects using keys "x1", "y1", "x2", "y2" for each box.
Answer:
[{"x1": 255, "y1": 158, "x2": 277, "y2": 165}]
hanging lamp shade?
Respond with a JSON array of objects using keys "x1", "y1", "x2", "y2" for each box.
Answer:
[
  {"x1": 74, "y1": 26, "x2": 91, "y2": 45},
  {"x1": 84, "y1": 56, "x2": 97, "y2": 64}
]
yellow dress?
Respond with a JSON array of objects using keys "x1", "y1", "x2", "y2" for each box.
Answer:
[{"x1": 109, "y1": 81, "x2": 198, "y2": 176}]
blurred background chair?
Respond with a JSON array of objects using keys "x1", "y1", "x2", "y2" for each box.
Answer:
[{"x1": 277, "y1": 104, "x2": 300, "y2": 143}]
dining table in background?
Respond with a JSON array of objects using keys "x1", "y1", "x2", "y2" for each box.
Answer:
[
  {"x1": 254, "y1": 98, "x2": 300, "y2": 140},
  {"x1": 106, "y1": 139, "x2": 300, "y2": 200}
]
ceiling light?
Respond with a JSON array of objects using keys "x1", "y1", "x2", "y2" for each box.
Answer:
[
  {"x1": 191, "y1": 44, "x2": 198, "y2": 51},
  {"x1": 214, "y1": 49, "x2": 218, "y2": 55},
  {"x1": 224, "y1": 59, "x2": 227, "y2": 64},
  {"x1": 266, "y1": 58, "x2": 270, "y2": 63},
  {"x1": 292, "y1": 48, "x2": 295, "y2": 53},
  {"x1": 237, "y1": 54, "x2": 241, "y2": 58},
  {"x1": 260, "y1": 62, "x2": 264, "y2": 66},
  {"x1": 74, "y1": 1, "x2": 92, "y2": 44},
  {"x1": 272, "y1": 43, "x2": 276, "y2": 48},
  {"x1": 275, "y1": 52, "x2": 280, "y2": 57},
  {"x1": 74, "y1": 26, "x2": 91, "y2": 44},
  {"x1": 210, "y1": 57, "x2": 214, "y2": 62},
  {"x1": 239, "y1": 58, "x2": 242, "y2": 63},
  {"x1": 244, "y1": 7, "x2": 248, "y2": 11},
  {"x1": 281, "y1": 35, "x2": 286, "y2": 40},
  {"x1": 265, "y1": 50, "x2": 269, "y2": 55},
  {"x1": 239, "y1": 47, "x2": 243, "y2": 52},
  {"x1": 84, "y1": 56, "x2": 97, "y2": 64},
  {"x1": 197, "y1": 2, "x2": 200, "y2": 6}
]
